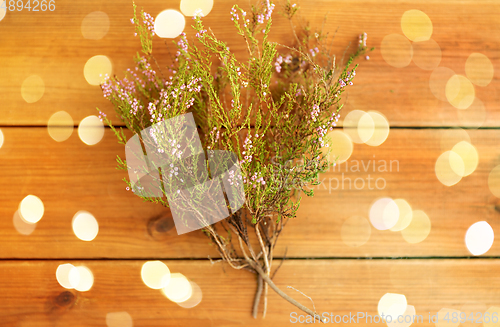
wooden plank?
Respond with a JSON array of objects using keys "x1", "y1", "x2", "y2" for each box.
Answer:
[
  {"x1": 0, "y1": 0, "x2": 499, "y2": 126},
  {"x1": 0, "y1": 259, "x2": 499, "y2": 326},
  {"x1": 291, "y1": 127, "x2": 500, "y2": 257},
  {"x1": 1, "y1": 127, "x2": 500, "y2": 258}
]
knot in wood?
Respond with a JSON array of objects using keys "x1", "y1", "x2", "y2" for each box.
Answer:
[{"x1": 55, "y1": 291, "x2": 75, "y2": 307}]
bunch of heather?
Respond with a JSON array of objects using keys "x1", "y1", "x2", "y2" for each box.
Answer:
[{"x1": 99, "y1": 0, "x2": 371, "y2": 321}]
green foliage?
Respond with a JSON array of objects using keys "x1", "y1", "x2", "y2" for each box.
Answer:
[{"x1": 100, "y1": 1, "x2": 371, "y2": 226}]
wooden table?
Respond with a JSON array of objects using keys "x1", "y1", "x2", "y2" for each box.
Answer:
[{"x1": 1, "y1": 0, "x2": 499, "y2": 326}]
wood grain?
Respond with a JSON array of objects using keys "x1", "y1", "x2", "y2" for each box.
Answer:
[
  {"x1": 0, "y1": 259, "x2": 499, "y2": 326},
  {"x1": 2, "y1": 1, "x2": 500, "y2": 324},
  {"x1": 1, "y1": 127, "x2": 499, "y2": 258},
  {"x1": 0, "y1": 0, "x2": 499, "y2": 126}
]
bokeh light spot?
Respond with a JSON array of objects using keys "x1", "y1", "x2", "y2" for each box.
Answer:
[
  {"x1": 365, "y1": 111, "x2": 390, "y2": 147},
  {"x1": 78, "y1": 115, "x2": 104, "y2": 145},
  {"x1": 435, "y1": 151, "x2": 463, "y2": 186},
  {"x1": 84, "y1": 55, "x2": 112, "y2": 86},
  {"x1": 68, "y1": 266, "x2": 81, "y2": 289},
  {"x1": 73, "y1": 266, "x2": 94, "y2": 292},
  {"x1": 465, "y1": 221, "x2": 494, "y2": 255},
  {"x1": 378, "y1": 293, "x2": 407, "y2": 319},
  {"x1": 412, "y1": 39, "x2": 441, "y2": 70},
  {"x1": 488, "y1": 165, "x2": 500, "y2": 198},
  {"x1": 323, "y1": 130, "x2": 353, "y2": 164},
  {"x1": 162, "y1": 273, "x2": 193, "y2": 303},
  {"x1": 450, "y1": 141, "x2": 478, "y2": 177},
  {"x1": 180, "y1": 0, "x2": 213, "y2": 16},
  {"x1": 81, "y1": 11, "x2": 110, "y2": 40},
  {"x1": 106, "y1": 312, "x2": 133, "y2": 327},
  {"x1": 401, "y1": 9, "x2": 433, "y2": 42},
  {"x1": 381, "y1": 34, "x2": 413, "y2": 68},
  {"x1": 177, "y1": 281, "x2": 203, "y2": 308},
  {"x1": 429, "y1": 67, "x2": 455, "y2": 101},
  {"x1": 72, "y1": 210, "x2": 99, "y2": 241},
  {"x1": 19, "y1": 195, "x2": 44, "y2": 224},
  {"x1": 357, "y1": 112, "x2": 375, "y2": 143},
  {"x1": 154, "y1": 10, "x2": 185, "y2": 38},
  {"x1": 56, "y1": 263, "x2": 77, "y2": 289},
  {"x1": 21, "y1": 75, "x2": 45, "y2": 103},
  {"x1": 13, "y1": 210, "x2": 37, "y2": 236},
  {"x1": 389, "y1": 199, "x2": 413, "y2": 232},
  {"x1": 465, "y1": 53, "x2": 494, "y2": 87},
  {"x1": 141, "y1": 261, "x2": 171, "y2": 290},
  {"x1": 0, "y1": 128, "x2": 4, "y2": 148},
  {"x1": 0, "y1": 1, "x2": 6, "y2": 22},
  {"x1": 484, "y1": 306, "x2": 500, "y2": 327},
  {"x1": 343, "y1": 109, "x2": 366, "y2": 144},
  {"x1": 369, "y1": 198, "x2": 399, "y2": 231},
  {"x1": 48, "y1": 111, "x2": 74, "y2": 142},
  {"x1": 447, "y1": 150, "x2": 465, "y2": 177},
  {"x1": 445, "y1": 75, "x2": 475, "y2": 109},
  {"x1": 387, "y1": 304, "x2": 416, "y2": 327},
  {"x1": 340, "y1": 216, "x2": 371, "y2": 247},
  {"x1": 401, "y1": 210, "x2": 431, "y2": 244}
]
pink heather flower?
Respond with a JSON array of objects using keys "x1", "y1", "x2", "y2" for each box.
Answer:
[
  {"x1": 366, "y1": 55, "x2": 370, "y2": 60},
  {"x1": 195, "y1": 29, "x2": 207, "y2": 38},
  {"x1": 177, "y1": 33, "x2": 189, "y2": 53},
  {"x1": 141, "y1": 12, "x2": 155, "y2": 37},
  {"x1": 310, "y1": 104, "x2": 320, "y2": 122},
  {"x1": 358, "y1": 32, "x2": 367, "y2": 47},
  {"x1": 264, "y1": 0, "x2": 275, "y2": 20},
  {"x1": 101, "y1": 79, "x2": 113, "y2": 98},
  {"x1": 308, "y1": 48, "x2": 320, "y2": 58},
  {"x1": 275, "y1": 56, "x2": 283, "y2": 72},
  {"x1": 230, "y1": 7, "x2": 239, "y2": 21}
]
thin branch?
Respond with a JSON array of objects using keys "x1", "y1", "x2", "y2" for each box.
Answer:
[
  {"x1": 252, "y1": 260, "x2": 324, "y2": 324},
  {"x1": 255, "y1": 224, "x2": 271, "y2": 318},
  {"x1": 271, "y1": 247, "x2": 287, "y2": 279},
  {"x1": 287, "y1": 285, "x2": 316, "y2": 314},
  {"x1": 253, "y1": 275, "x2": 264, "y2": 319}
]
